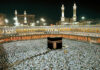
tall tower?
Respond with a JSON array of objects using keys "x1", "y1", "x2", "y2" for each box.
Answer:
[
  {"x1": 61, "y1": 4, "x2": 65, "y2": 22},
  {"x1": 14, "y1": 10, "x2": 20, "y2": 26},
  {"x1": 24, "y1": 11, "x2": 27, "y2": 24},
  {"x1": 15, "y1": 10, "x2": 17, "y2": 17},
  {"x1": 73, "y1": 3, "x2": 77, "y2": 22}
]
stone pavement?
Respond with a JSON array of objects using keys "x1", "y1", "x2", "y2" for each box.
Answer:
[{"x1": 0, "y1": 39, "x2": 100, "y2": 70}]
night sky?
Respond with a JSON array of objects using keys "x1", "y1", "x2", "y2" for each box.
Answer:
[{"x1": 0, "y1": 0, "x2": 100, "y2": 24}]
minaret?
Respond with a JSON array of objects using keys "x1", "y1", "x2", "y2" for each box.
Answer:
[
  {"x1": 73, "y1": 3, "x2": 77, "y2": 22},
  {"x1": 14, "y1": 10, "x2": 20, "y2": 26},
  {"x1": 24, "y1": 11, "x2": 27, "y2": 24},
  {"x1": 15, "y1": 10, "x2": 17, "y2": 17},
  {"x1": 61, "y1": 4, "x2": 65, "y2": 22}
]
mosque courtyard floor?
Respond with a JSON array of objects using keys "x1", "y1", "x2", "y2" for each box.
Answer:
[{"x1": 0, "y1": 38, "x2": 100, "y2": 70}]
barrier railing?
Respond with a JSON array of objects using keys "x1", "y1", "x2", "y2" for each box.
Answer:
[{"x1": 0, "y1": 34, "x2": 100, "y2": 44}]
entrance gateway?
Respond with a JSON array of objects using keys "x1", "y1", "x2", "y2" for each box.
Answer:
[{"x1": 48, "y1": 37, "x2": 62, "y2": 49}]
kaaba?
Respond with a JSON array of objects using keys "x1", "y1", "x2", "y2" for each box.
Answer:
[{"x1": 48, "y1": 37, "x2": 62, "y2": 49}]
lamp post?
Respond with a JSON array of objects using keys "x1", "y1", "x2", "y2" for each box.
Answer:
[
  {"x1": 81, "y1": 16, "x2": 86, "y2": 25},
  {"x1": 36, "y1": 20, "x2": 40, "y2": 26},
  {"x1": 36, "y1": 20, "x2": 40, "y2": 24},
  {"x1": 40, "y1": 18, "x2": 45, "y2": 22},
  {"x1": 81, "y1": 16, "x2": 85, "y2": 20},
  {"x1": 40, "y1": 18, "x2": 46, "y2": 26},
  {"x1": 31, "y1": 22, "x2": 35, "y2": 26},
  {"x1": 43, "y1": 23, "x2": 47, "y2": 26},
  {"x1": 5, "y1": 19, "x2": 9, "y2": 24}
]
